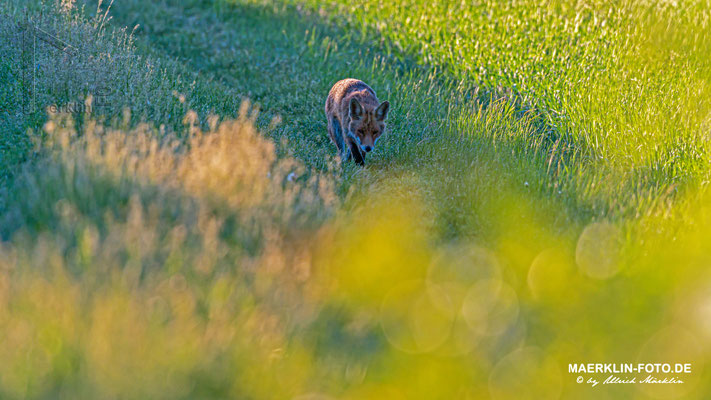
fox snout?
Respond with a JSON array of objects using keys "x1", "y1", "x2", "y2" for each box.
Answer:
[
  {"x1": 352, "y1": 137, "x2": 373, "y2": 153},
  {"x1": 360, "y1": 136, "x2": 375, "y2": 153}
]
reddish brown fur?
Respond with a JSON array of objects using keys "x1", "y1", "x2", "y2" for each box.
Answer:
[{"x1": 325, "y1": 79, "x2": 390, "y2": 165}]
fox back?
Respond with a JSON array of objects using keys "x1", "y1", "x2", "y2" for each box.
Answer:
[{"x1": 325, "y1": 79, "x2": 390, "y2": 165}]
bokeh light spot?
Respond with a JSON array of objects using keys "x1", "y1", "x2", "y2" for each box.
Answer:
[
  {"x1": 461, "y1": 280, "x2": 519, "y2": 337},
  {"x1": 636, "y1": 326, "x2": 704, "y2": 399},
  {"x1": 527, "y1": 248, "x2": 576, "y2": 301},
  {"x1": 575, "y1": 221, "x2": 622, "y2": 279},
  {"x1": 488, "y1": 347, "x2": 562, "y2": 400},
  {"x1": 380, "y1": 280, "x2": 453, "y2": 353}
]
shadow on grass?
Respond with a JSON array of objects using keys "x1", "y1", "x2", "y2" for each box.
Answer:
[
  {"x1": 102, "y1": 0, "x2": 451, "y2": 164},
  {"x1": 107, "y1": 1, "x2": 563, "y2": 151},
  {"x1": 101, "y1": 0, "x2": 599, "y2": 237}
]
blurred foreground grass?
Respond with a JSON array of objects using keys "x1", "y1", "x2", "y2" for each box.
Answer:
[
  {"x1": 1, "y1": 0, "x2": 711, "y2": 399},
  {"x1": 2, "y1": 107, "x2": 711, "y2": 399}
]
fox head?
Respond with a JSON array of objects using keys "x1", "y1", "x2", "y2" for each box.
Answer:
[{"x1": 348, "y1": 97, "x2": 390, "y2": 154}]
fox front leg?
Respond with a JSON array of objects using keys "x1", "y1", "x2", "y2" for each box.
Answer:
[{"x1": 348, "y1": 139, "x2": 365, "y2": 166}]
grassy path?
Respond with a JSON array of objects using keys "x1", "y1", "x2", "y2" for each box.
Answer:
[
  {"x1": 104, "y1": 0, "x2": 434, "y2": 166},
  {"x1": 105, "y1": 0, "x2": 595, "y2": 239}
]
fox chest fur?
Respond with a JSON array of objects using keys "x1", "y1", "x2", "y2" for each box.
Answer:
[{"x1": 325, "y1": 79, "x2": 390, "y2": 165}]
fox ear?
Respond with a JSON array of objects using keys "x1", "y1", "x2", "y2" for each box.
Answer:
[
  {"x1": 375, "y1": 101, "x2": 390, "y2": 121},
  {"x1": 349, "y1": 98, "x2": 364, "y2": 120}
]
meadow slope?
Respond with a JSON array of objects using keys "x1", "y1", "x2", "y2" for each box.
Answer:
[{"x1": 0, "y1": 0, "x2": 711, "y2": 399}]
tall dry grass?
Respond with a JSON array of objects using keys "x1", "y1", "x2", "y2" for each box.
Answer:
[{"x1": 0, "y1": 102, "x2": 344, "y2": 399}]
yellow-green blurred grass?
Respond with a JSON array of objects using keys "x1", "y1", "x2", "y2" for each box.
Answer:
[
  {"x1": 314, "y1": 171, "x2": 711, "y2": 398},
  {"x1": 318, "y1": 179, "x2": 711, "y2": 399}
]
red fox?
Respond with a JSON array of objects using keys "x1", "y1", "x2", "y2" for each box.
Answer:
[{"x1": 325, "y1": 79, "x2": 390, "y2": 165}]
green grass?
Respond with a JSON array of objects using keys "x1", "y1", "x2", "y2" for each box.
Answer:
[
  {"x1": 98, "y1": 0, "x2": 596, "y2": 235},
  {"x1": 289, "y1": 0, "x2": 711, "y2": 213},
  {"x1": 1, "y1": 0, "x2": 711, "y2": 398}
]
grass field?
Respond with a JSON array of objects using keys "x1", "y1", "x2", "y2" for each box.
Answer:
[{"x1": 1, "y1": 0, "x2": 711, "y2": 398}]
